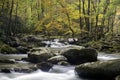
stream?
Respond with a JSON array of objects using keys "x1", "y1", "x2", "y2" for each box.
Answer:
[{"x1": 0, "y1": 40, "x2": 120, "y2": 80}]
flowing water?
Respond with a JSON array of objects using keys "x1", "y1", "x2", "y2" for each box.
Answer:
[
  {"x1": 0, "y1": 40, "x2": 120, "y2": 80},
  {"x1": 0, "y1": 53, "x2": 120, "y2": 80},
  {"x1": 0, "y1": 65, "x2": 81, "y2": 80}
]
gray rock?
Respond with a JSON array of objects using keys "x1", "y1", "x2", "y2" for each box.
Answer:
[
  {"x1": 47, "y1": 55, "x2": 67, "y2": 64},
  {"x1": 1, "y1": 69, "x2": 11, "y2": 73},
  {"x1": 28, "y1": 47, "x2": 55, "y2": 63},
  {"x1": 37, "y1": 62, "x2": 53, "y2": 72},
  {"x1": 61, "y1": 48, "x2": 98, "y2": 64},
  {"x1": 14, "y1": 67, "x2": 37, "y2": 73},
  {"x1": 17, "y1": 46, "x2": 29, "y2": 54},
  {"x1": 0, "y1": 59, "x2": 15, "y2": 64},
  {"x1": 75, "y1": 59, "x2": 120, "y2": 79},
  {"x1": 58, "y1": 61, "x2": 70, "y2": 66},
  {"x1": 116, "y1": 75, "x2": 120, "y2": 80},
  {"x1": 21, "y1": 35, "x2": 42, "y2": 42}
]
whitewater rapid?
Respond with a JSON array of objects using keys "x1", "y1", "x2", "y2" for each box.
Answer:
[{"x1": 0, "y1": 65, "x2": 80, "y2": 80}]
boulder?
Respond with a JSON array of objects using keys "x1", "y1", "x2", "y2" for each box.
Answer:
[
  {"x1": 8, "y1": 41, "x2": 20, "y2": 47},
  {"x1": 0, "y1": 44, "x2": 18, "y2": 54},
  {"x1": 36, "y1": 62, "x2": 53, "y2": 72},
  {"x1": 0, "y1": 59, "x2": 15, "y2": 64},
  {"x1": 21, "y1": 35, "x2": 42, "y2": 42},
  {"x1": 47, "y1": 55, "x2": 67, "y2": 64},
  {"x1": 58, "y1": 61, "x2": 70, "y2": 66},
  {"x1": 75, "y1": 59, "x2": 120, "y2": 79},
  {"x1": 14, "y1": 67, "x2": 37, "y2": 73},
  {"x1": 28, "y1": 47, "x2": 55, "y2": 63},
  {"x1": 2, "y1": 36, "x2": 20, "y2": 47},
  {"x1": 61, "y1": 48, "x2": 98, "y2": 64},
  {"x1": 1, "y1": 69, "x2": 11, "y2": 73},
  {"x1": 21, "y1": 58, "x2": 28, "y2": 61},
  {"x1": 16, "y1": 46, "x2": 29, "y2": 54},
  {"x1": 116, "y1": 75, "x2": 120, "y2": 80}
]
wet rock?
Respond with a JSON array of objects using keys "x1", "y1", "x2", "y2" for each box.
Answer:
[
  {"x1": 2, "y1": 36, "x2": 20, "y2": 47},
  {"x1": 100, "y1": 45, "x2": 113, "y2": 51},
  {"x1": 21, "y1": 35, "x2": 42, "y2": 42},
  {"x1": 17, "y1": 46, "x2": 29, "y2": 54},
  {"x1": 75, "y1": 59, "x2": 120, "y2": 79},
  {"x1": 1, "y1": 69, "x2": 11, "y2": 73},
  {"x1": 37, "y1": 42, "x2": 46, "y2": 47},
  {"x1": 14, "y1": 67, "x2": 37, "y2": 73},
  {"x1": 0, "y1": 59, "x2": 15, "y2": 64},
  {"x1": 47, "y1": 55, "x2": 67, "y2": 64},
  {"x1": 61, "y1": 48, "x2": 98, "y2": 64},
  {"x1": 9, "y1": 41, "x2": 20, "y2": 47},
  {"x1": 21, "y1": 58, "x2": 28, "y2": 61},
  {"x1": 116, "y1": 75, "x2": 120, "y2": 80},
  {"x1": 67, "y1": 38, "x2": 78, "y2": 44},
  {"x1": 0, "y1": 44, "x2": 18, "y2": 54},
  {"x1": 58, "y1": 61, "x2": 70, "y2": 66},
  {"x1": 28, "y1": 47, "x2": 55, "y2": 63},
  {"x1": 37, "y1": 62, "x2": 53, "y2": 72}
]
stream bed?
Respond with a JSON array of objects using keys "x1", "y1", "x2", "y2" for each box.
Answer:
[
  {"x1": 0, "y1": 52, "x2": 120, "y2": 80},
  {"x1": 0, "y1": 40, "x2": 120, "y2": 80}
]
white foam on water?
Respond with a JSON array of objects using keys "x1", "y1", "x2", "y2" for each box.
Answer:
[
  {"x1": 98, "y1": 52, "x2": 120, "y2": 60},
  {"x1": 0, "y1": 66, "x2": 80, "y2": 80}
]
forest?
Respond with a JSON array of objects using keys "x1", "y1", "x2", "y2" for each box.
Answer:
[
  {"x1": 0, "y1": 0, "x2": 120, "y2": 53},
  {"x1": 0, "y1": 0, "x2": 120, "y2": 38},
  {"x1": 1, "y1": 0, "x2": 120, "y2": 80}
]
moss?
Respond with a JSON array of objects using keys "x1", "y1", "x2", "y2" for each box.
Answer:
[
  {"x1": 82, "y1": 41, "x2": 102, "y2": 50},
  {"x1": 0, "y1": 44, "x2": 18, "y2": 54}
]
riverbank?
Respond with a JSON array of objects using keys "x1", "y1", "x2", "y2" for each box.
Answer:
[{"x1": 79, "y1": 35, "x2": 120, "y2": 53}]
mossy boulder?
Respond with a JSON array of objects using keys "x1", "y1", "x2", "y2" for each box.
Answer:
[
  {"x1": 36, "y1": 62, "x2": 53, "y2": 72},
  {"x1": 116, "y1": 75, "x2": 120, "y2": 80},
  {"x1": 28, "y1": 47, "x2": 55, "y2": 63},
  {"x1": 58, "y1": 61, "x2": 70, "y2": 66},
  {"x1": 61, "y1": 48, "x2": 98, "y2": 64},
  {"x1": 47, "y1": 55, "x2": 67, "y2": 64},
  {"x1": 0, "y1": 59, "x2": 15, "y2": 64},
  {"x1": 1, "y1": 69, "x2": 11, "y2": 73},
  {"x1": 0, "y1": 44, "x2": 18, "y2": 54},
  {"x1": 75, "y1": 59, "x2": 120, "y2": 79},
  {"x1": 16, "y1": 46, "x2": 29, "y2": 54}
]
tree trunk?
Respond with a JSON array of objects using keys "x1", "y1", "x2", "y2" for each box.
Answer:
[
  {"x1": 37, "y1": 0, "x2": 40, "y2": 20},
  {"x1": 8, "y1": 0, "x2": 14, "y2": 36},
  {"x1": 101, "y1": 0, "x2": 110, "y2": 38},
  {"x1": 79, "y1": 0, "x2": 83, "y2": 31},
  {"x1": 14, "y1": 0, "x2": 18, "y2": 35},
  {"x1": 86, "y1": 0, "x2": 90, "y2": 32}
]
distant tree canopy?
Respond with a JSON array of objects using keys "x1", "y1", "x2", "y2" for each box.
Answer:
[{"x1": 0, "y1": 0, "x2": 120, "y2": 40}]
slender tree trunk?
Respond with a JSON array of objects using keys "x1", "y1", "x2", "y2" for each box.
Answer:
[
  {"x1": 81, "y1": 0, "x2": 88, "y2": 33},
  {"x1": 37, "y1": 0, "x2": 40, "y2": 20},
  {"x1": 8, "y1": 0, "x2": 14, "y2": 36},
  {"x1": 78, "y1": 0, "x2": 83, "y2": 38},
  {"x1": 101, "y1": 0, "x2": 110, "y2": 38},
  {"x1": 79, "y1": 0, "x2": 83, "y2": 31},
  {"x1": 86, "y1": 0, "x2": 90, "y2": 32},
  {"x1": 14, "y1": 0, "x2": 18, "y2": 35},
  {"x1": 91, "y1": 0, "x2": 100, "y2": 40},
  {"x1": 41, "y1": 0, "x2": 45, "y2": 18},
  {"x1": 111, "y1": 8, "x2": 116, "y2": 34},
  {"x1": 1, "y1": 0, "x2": 5, "y2": 16}
]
